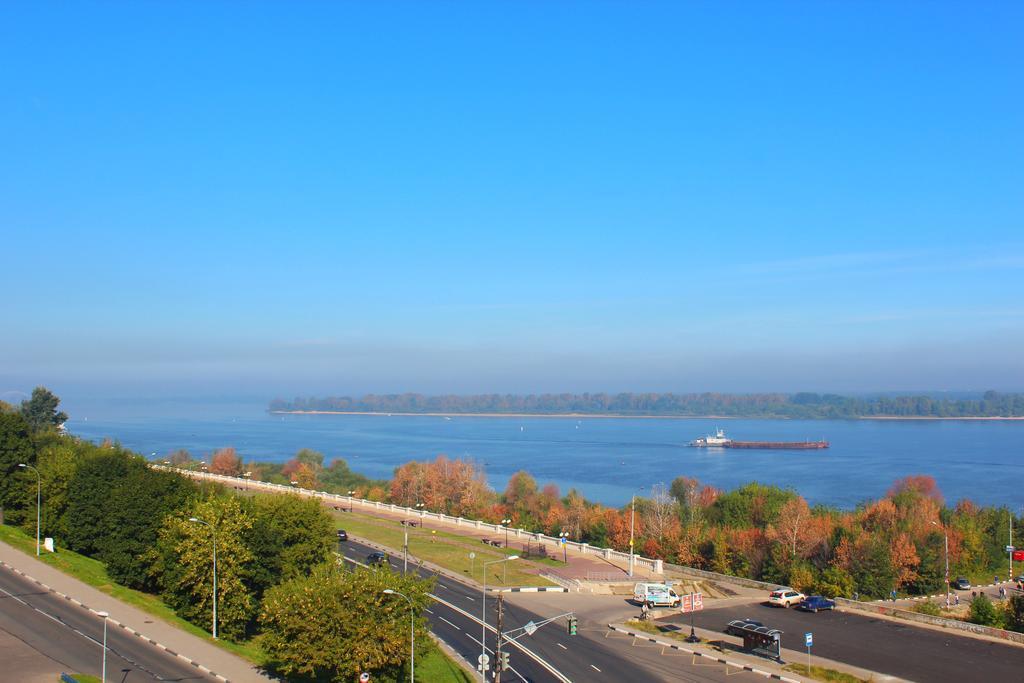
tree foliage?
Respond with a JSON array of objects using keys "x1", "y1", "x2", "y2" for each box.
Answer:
[
  {"x1": 19, "y1": 387, "x2": 68, "y2": 433},
  {"x1": 150, "y1": 496, "x2": 255, "y2": 638},
  {"x1": 245, "y1": 493, "x2": 333, "y2": 597},
  {"x1": 0, "y1": 411, "x2": 35, "y2": 526},
  {"x1": 260, "y1": 564, "x2": 434, "y2": 682}
]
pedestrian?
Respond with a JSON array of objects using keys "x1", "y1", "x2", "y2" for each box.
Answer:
[
  {"x1": 1000, "y1": 586, "x2": 1006, "y2": 599},
  {"x1": 640, "y1": 601, "x2": 650, "y2": 621},
  {"x1": 853, "y1": 591, "x2": 859, "y2": 602},
  {"x1": 955, "y1": 594, "x2": 960, "y2": 606},
  {"x1": 891, "y1": 589, "x2": 897, "y2": 602}
]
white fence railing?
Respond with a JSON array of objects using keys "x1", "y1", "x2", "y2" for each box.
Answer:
[{"x1": 154, "y1": 465, "x2": 664, "y2": 575}]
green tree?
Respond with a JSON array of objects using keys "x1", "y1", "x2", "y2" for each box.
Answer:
[
  {"x1": 66, "y1": 448, "x2": 138, "y2": 555},
  {"x1": 1005, "y1": 593, "x2": 1024, "y2": 633},
  {"x1": 967, "y1": 593, "x2": 1004, "y2": 628},
  {"x1": 101, "y1": 465, "x2": 195, "y2": 589},
  {"x1": 150, "y1": 496, "x2": 256, "y2": 639},
  {"x1": 0, "y1": 412, "x2": 37, "y2": 527},
  {"x1": 710, "y1": 482, "x2": 795, "y2": 529},
  {"x1": 812, "y1": 565, "x2": 855, "y2": 599},
  {"x1": 245, "y1": 493, "x2": 333, "y2": 597},
  {"x1": 37, "y1": 440, "x2": 82, "y2": 541},
  {"x1": 852, "y1": 538, "x2": 896, "y2": 599},
  {"x1": 19, "y1": 386, "x2": 68, "y2": 433},
  {"x1": 259, "y1": 564, "x2": 434, "y2": 682}
]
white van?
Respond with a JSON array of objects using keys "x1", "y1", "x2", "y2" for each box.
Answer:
[{"x1": 633, "y1": 582, "x2": 681, "y2": 608}]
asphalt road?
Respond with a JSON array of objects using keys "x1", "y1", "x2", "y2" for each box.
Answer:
[
  {"x1": 667, "y1": 600, "x2": 1024, "y2": 683},
  {"x1": 341, "y1": 538, "x2": 774, "y2": 683},
  {"x1": 0, "y1": 564, "x2": 213, "y2": 682}
]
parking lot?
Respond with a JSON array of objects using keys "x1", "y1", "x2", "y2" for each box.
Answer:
[{"x1": 665, "y1": 598, "x2": 1024, "y2": 683}]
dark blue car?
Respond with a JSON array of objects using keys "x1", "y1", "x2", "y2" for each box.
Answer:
[{"x1": 796, "y1": 595, "x2": 836, "y2": 613}]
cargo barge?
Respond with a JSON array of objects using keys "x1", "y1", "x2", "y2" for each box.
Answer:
[{"x1": 690, "y1": 429, "x2": 829, "y2": 450}]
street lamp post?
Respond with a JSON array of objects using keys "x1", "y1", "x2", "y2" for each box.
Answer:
[
  {"x1": 501, "y1": 519, "x2": 512, "y2": 549},
  {"x1": 243, "y1": 471, "x2": 252, "y2": 491},
  {"x1": 17, "y1": 464, "x2": 40, "y2": 556},
  {"x1": 559, "y1": 531, "x2": 569, "y2": 564},
  {"x1": 501, "y1": 519, "x2": 513, "y2": 584},
  {"x1": 189, "y1": 517, "x2": 218, "y2": 639},
  {"x1": 383, "y1": 589, "x2": 415, "y2": 683},
  {"x1": 97, "y1": 610, "x2": 109, "y2": 682},
  {"x1": 416, "y1": 501, "x2": 425, "y2": 527},
  {"x1": 348, "y1": 490, "x2": 356, "y2": 512},
  {"x1": 482, "y1": 556, "x2": 519, "y2": 682}
]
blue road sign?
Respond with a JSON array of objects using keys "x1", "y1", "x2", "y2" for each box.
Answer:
[{"x1": 805, "y1": 632, "x2": 813, "y2": 647}]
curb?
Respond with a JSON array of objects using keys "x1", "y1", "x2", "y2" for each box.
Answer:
[
  {"x1": 492, "y1": 586, "x2": 569, "y2": 593},
  {"x1": 875, "y1": 581, "x2": 1016, "y2": 604},
  {"x1": 0, "y1": 560, "x2": 230, "y2": 682},
  {"x1": 608, "y1": 623, "x2": 801, "y2": 683}
]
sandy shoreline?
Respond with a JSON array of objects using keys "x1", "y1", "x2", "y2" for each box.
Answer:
[{"x1": 270, "y1": 410, "x2": 1024, "y2": 421}]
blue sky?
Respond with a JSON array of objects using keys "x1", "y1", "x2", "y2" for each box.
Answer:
[{"x1": 2, "y1": 1, "x2": 1022, "y2": 398}]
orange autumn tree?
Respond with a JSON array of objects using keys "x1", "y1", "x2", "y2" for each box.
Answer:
[{"x1": 210, "y1": 447, "x2": 242, "y2": 476}]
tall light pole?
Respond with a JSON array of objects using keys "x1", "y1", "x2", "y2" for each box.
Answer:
[
  {"x1": 97, "y1": 610, "x2": 109, "y2": 682},
  {"x1": 243, "y1": 471, "x2": 252, "y2": 491},
  {"x1": 559, "y1": 531, "x2": 569, "y2": 564},
  {"x1": 501, "y1": 519, "x2": 512, "y2": 549},
  {"x1": 501, "y1": 519, "x2": 513, "y2": 584},
  {"x1": 383, "y1": 589, "x2": 415, "y2": 683},
  {"x1": 189, "y1": 517, "x2": 218, "y2": 639},
  {"x1": 348, "y1": 490, "x2": 356, "y2": 512},
  {"x1": 932, "y1": 520, "x2": 949, "y2": 607},
  {"x1": 482, "y1": 556, "x2": 518, "y2": 682},
  {"x1": 17, "y1": 464, "x2": 40, "y2": 556}
]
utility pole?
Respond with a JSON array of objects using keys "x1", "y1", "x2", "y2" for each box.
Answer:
[
  {"x1": 494, "y1": 594, "x2": 504, "y2": 683},
  {"x1": 1011, "y1": 512, "x2": 1014, "y2": 581}
]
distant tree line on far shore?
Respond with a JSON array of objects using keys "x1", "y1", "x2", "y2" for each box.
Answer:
[{"x1": 269, "y1": 390, "x2": 1024, "y2": 418}]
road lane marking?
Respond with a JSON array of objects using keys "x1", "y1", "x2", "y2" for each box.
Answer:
[
  {"x1": 464, "y1": 595, "x2": 475, "y2": 601},
  {"x1": 424, "y1": 608, "x2": 434, "y2": 614},
  {"x1": 556, "y1": 642, "x2": 567, "y2": 649},
  {"x1": 438, "y1": 616, "x2": 461, "y2": 630},
  {"x1": 591, "y1": 664, "x2": 602, "y2": 672}
]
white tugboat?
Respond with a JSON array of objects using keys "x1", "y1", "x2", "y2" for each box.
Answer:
[{"x1": 690, "y1": 428, "x2": 732, "y2": 447}]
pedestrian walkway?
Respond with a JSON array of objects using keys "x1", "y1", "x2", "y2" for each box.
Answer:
[{"x1": 0, "y1": 541, "x2": 269, "y2": 683}]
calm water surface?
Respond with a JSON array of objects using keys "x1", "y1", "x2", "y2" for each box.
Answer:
[{"x1": 65, "y1": 397, "x2": 1024, "y2": 509}]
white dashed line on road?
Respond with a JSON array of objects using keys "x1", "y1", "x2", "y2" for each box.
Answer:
[
  {"x1": 556, "y1": 642, "x2": 567, "y2": 650},
  {"x1": 591, "y1": 664, "x2": 602, "y2": 672},
  {"x1": 438, "y1": 616, "x2": 461, "y2": 630}
]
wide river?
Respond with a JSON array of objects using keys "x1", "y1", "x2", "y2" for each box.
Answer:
[{"x1": 65, "y1": 397, "x2": 1024, "y2": 509}]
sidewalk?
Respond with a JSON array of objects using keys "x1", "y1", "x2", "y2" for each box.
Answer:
[{"x1": 0, "y1": 541, "x2": 269, "y2": 683}]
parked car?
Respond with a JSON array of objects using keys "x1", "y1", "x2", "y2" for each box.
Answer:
[
  {"x1": 632, "y1": 583, "x2": 681, "y2": 608},
  {"x1": 952, "y1": 577, "x2": 971, "y2": 590},
  {"x1": 796, "y1": 596, "x2": 836, "y2": 613},
  {"x1": 336, "y1": 529, "x2": 348, "y2": 541},
  {"x1": 767, "y1": 589, "x2": 805, "y2": 608},
  {"x1": 367, "y1": 551, "x2": 388, "y2": 566}
]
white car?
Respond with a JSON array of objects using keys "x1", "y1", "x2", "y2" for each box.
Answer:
[{"x1": 767, "y1": 589, "x2": 805, "y2": 608}]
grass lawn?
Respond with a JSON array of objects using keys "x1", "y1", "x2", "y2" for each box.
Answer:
[
  {"x1": 416, "y1": 646, "x2": 473, "y2": 683},
  {"x1": 0, "y1": 525, "x2": 263, "y2": 663},
  {"x1": 3, "y1": 523, "x2": 473, "y2": 683},
  {"x1": 783, "y1": 662, "x2": 868, "y2": 683},
  {"x1": 64, "y1": 676, "x2": 101, "y2": 683},
  {"x1": 335, "y1": 511, "x2": 555, "y2": 587}
]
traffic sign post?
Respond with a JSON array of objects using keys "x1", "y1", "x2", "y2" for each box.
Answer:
[
  {"x1": 477, "y1": 654, "x2": 490, "y2": 672},
  {"x1": 805, "y1": 632, "x2": 813, "y2": 674}
]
